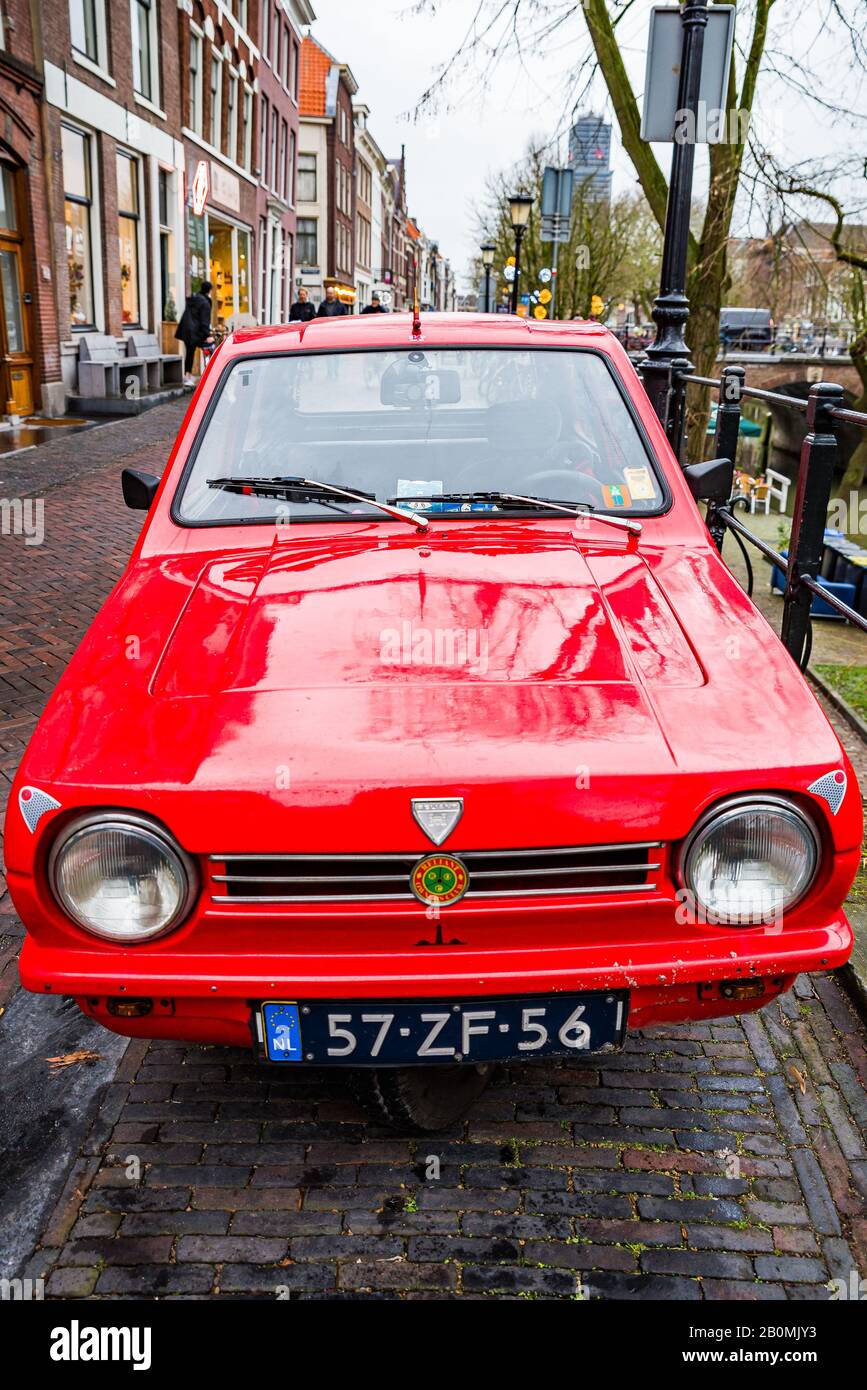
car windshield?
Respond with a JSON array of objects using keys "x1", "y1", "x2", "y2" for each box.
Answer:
[{"x1": 176, "y1": 348, "x2": 666, "y2": 524}]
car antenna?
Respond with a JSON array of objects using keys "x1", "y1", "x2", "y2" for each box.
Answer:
[{"x1": 411, "y1": 283, "x2": 422, "y2": 339}]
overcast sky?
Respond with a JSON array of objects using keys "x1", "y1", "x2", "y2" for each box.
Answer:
[{"x1": 309, "y1": 0, "x2": 867, "y2": 289}]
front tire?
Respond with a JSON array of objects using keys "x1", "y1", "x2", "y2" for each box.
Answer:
[{"x1": 348, "y1": 1064, "x2": 492, "y2": 1132}]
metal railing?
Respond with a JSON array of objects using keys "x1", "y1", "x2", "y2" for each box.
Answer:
[{"x1": 669, "y1": 362, "x2": 867, "y2": 670}]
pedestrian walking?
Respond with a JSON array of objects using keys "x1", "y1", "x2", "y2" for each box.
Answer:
[
  {"x1": 176, "y1": 282, "x2": 214, "y2": 384},
  {"x1": 361, "y1": 294, "x2": 387, "y2": 315},
  {"x1": 289, "y1": 287, "x2": 316, "y2": 322},
  {"x1": 316, "y1": 285, "x2": 348, "y2": 317}
]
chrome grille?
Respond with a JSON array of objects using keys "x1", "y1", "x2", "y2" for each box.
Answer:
[{"x1": 208, "y1": 843, "x2": 663, "y2": 904}]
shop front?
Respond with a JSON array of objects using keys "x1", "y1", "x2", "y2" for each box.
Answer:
[
  {"x1": 0, "y1": 158, "x2": 36, "y2": 416},
  {"x1": 186, "y1": 160, "x2": 255, "y2": 332}
]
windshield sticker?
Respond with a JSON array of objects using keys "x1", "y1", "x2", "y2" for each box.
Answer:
[
  {"x1": 623, "y1": 467, "x2": 656, "y2": 501},
  {"x1": 396, "y1": 479, "x2": 443, "y2": 498},
  {"x1": 602, "y1": 483, "x2": 631, "y2": 508}
]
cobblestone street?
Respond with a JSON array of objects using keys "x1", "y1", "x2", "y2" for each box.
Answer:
[{"x1": 2, "y1": 403, "x2": 866, "y2": 1300}]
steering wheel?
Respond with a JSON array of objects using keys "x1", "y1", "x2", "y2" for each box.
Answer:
[{"x1": 523, "y1": 468, "x2": 607, "y2": 505}]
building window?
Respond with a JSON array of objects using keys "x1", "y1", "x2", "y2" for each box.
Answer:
[
  {"x1": 130, "y1": 0, "x2": 156, "y2": 102},
  {"x1": 69, "y1": 0, "x2": 106, "y2": 67},
  {"x1": 261, "y1": 0, "x2": 269, "y2": 61},
  {"x1": 238, "y1": 0, "x2": 248, "y2": 31},
  {"x1": 62, "y1": 125, "x2": 94, "y2": 330},
  {"x1": 281, "y1": 26, "x2": 290, "y2": 86},
  {"x1": 259, "y1": 96, "x2": 269, "y2": 183},
  {"x1": 209, "y1": 54, "x2": 223, "y2": 149},
  {"x1": 158, "y1": 168, "x2": 176, "y2": 321},
  {"x1": 242, "y1": 88, "x2": 253, "y2": 170},
  {"x1": 189, "y1": 30, "x2": 203, "y2": 134},
  {"x1": 290, "y1": 39, "x2": 299, "y2": 100},
  {"x1": 117, "y1": 152, "x2": 141, "y2": 325},
  {"x1": 272, "y1": 7, "x2": 280, "y2": 63},
  {"x1": 270, "y1": 108, "x2": 278, "y2": 193},
  {"x1": 298, "y1": 152, "x2": 316, "y2": 202},
  {"x1": 227, "y1": 71, "x2": 239, "y2": 164},
  {"x1": 288, "y1": 129, "x2": 296, "y2": 205},
  {"x1": 258, "y1": 216, "x2": 267, "y2": 323},
  {"x1": 279, "y1": 120, "x2": 287, "y2": 201},
  {"x1": 297, "y1": 218, "x2": 317, "y2": 267}
]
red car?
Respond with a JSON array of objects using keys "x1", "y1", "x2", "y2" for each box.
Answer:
[{"x1": 5, "y1": 314, "x2": 859, "y2": 1131}]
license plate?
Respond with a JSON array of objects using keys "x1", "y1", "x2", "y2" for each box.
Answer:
[{"x1": 258, "y1": 992, "x2": 628, "y2": 1065}]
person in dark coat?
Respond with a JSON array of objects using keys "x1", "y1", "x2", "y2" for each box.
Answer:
[
  {"x1": 176, "y1": 282, "x2": 213, "y2": 381},
  {"x1": 289, "y1": 287, "x2": 316, "y2": 322},
  {"x1": 361, "y1": 293, "x2": 387, "y2": 314},
  {"x1": 316, "y1": 285, "x2": 348, "y2": 317}
]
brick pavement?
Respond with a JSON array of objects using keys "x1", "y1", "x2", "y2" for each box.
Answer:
[{"x1": 2, "y1": 404, "x2": 866, "y2": 1299}]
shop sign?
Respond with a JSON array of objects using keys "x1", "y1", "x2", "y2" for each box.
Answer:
[{"x1": 211, "y1": 163, "x2": 241, "y2": 213}]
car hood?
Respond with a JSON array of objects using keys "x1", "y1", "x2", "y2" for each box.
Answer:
[{"x1": 16, "y1": 524, "x2": 853, "y2": 853}]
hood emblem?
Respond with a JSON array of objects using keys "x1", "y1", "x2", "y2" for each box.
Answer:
[
  {"x1": 19, "y1": 786, "x2": 62, "y2": 833},
  {"x1": 807, "y1": 770, "x2": 847, "y2": 816},
  {"x1": 411, "y1": 853, "x2": 470, "y2": 907},
  {"x1": 411, "y1": 797, "x2": 463, "y2": 846}
]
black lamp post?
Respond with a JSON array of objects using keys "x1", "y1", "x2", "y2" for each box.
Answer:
[
  {"x1": 639, "y1": 0, "x2": 709, "y2": 454},
  {"x1": 480, "y1": 241, "x2": 495, "y2": 312},
  {"x1": 508, "y1": 193, "x2": 533, "y2": 315}
]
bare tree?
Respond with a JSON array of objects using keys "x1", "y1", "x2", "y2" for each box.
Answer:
[{"x1": 411, "y1": 0, "x2": 867, "y2": 458}]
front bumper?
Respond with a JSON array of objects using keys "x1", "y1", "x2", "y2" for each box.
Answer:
[{"x1": 19, "y1": 911, "x2": 852, "y2": 1045}]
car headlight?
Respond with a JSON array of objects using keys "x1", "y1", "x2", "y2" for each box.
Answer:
[
  {"x1": 49, "y1": 813, "x2": 197, "y2": 942},
  {"x1": 680, "y1": 797, "x2": 820, "y2": 925}
]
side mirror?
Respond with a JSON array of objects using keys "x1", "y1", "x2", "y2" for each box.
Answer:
[
  {"x1": 122, "y1": 468, "x2": 160, "y2": 511},
  {"x1": 682, "y1": 457, "x2": 734, "y2": 505}
]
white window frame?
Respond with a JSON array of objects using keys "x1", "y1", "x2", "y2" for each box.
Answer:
[
  {"x1": 209, "y1": 50, "x2": 223, "y2": 151},
  {"x1": 69, "y1": 0, "x2": 111, "y2": 80},
  {"x1": 189, "y1": 26, "x2": 204, "y2": 136},
  {"x1": 130, "y1": 0, "x2": 159, "y2": 107},
  {"x1": 242, "y1": 87, "x2": 254, "y2": 172},
  {"x1": 226, "y1": 69, "x2": 239, "y2": 166}
]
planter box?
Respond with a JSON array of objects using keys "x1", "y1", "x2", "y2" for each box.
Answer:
[{"x1": 161, "y1": 322, "x2": 178, "y2": 354}]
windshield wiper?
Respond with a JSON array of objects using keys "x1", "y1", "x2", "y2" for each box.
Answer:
[
  {"x1": 207, "y1": 476, "x2": 429, "y2": 532},
  {"x1": 388, "y1": 491, "x2": 641, "y2": 540}
]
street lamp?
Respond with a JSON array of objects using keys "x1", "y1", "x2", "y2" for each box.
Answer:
[
  {"x1": 480, "y1": 241, "x2": 495, "y2": 312},
  {"x1": 508, "y1": 193, "x2": 533, "y2": 314}
]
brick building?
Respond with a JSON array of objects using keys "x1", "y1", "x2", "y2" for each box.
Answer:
[
  {"x1": 40, "y1": 0, "x2": 187, "y2": 398},
  {"x1": 297, "y1": 34, "x2": 356, "y2": 306},
  {"x1": 256, "y1": 0, "x2": 313, "y2": 324},
  {"x1": 0, "y1": 4, "x2": 62, "y2": 415},
  {"x1": 178, "y1": 1, "x2": 259, "y2": 332}
]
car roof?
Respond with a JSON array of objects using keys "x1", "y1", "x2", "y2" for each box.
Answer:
[{"x1": 228, "y1": 312, "x2": 613, "y2": 354}]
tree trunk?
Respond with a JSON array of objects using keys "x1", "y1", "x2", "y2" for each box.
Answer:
[{"x1": 836, "y1": 330, "x2": 867, "y2": 495}]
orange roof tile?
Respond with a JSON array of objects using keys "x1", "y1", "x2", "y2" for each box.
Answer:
[{"x1": 300, "y1": 36, "x2": 332, "y2": 117}]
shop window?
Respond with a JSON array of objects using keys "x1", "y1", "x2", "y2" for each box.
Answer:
[
  {"x1": 208, "y1": 219, "x2": 251, "y2": 327},
  {"x1": 158, "y1": 169, "x2": 176, "y2": 321},
  {"x1": 62, "y1": 125, "x2": 95, "y2": 330},
  {"x1": 117, "y1": 152, "x2": 141, "y2": 325}
]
